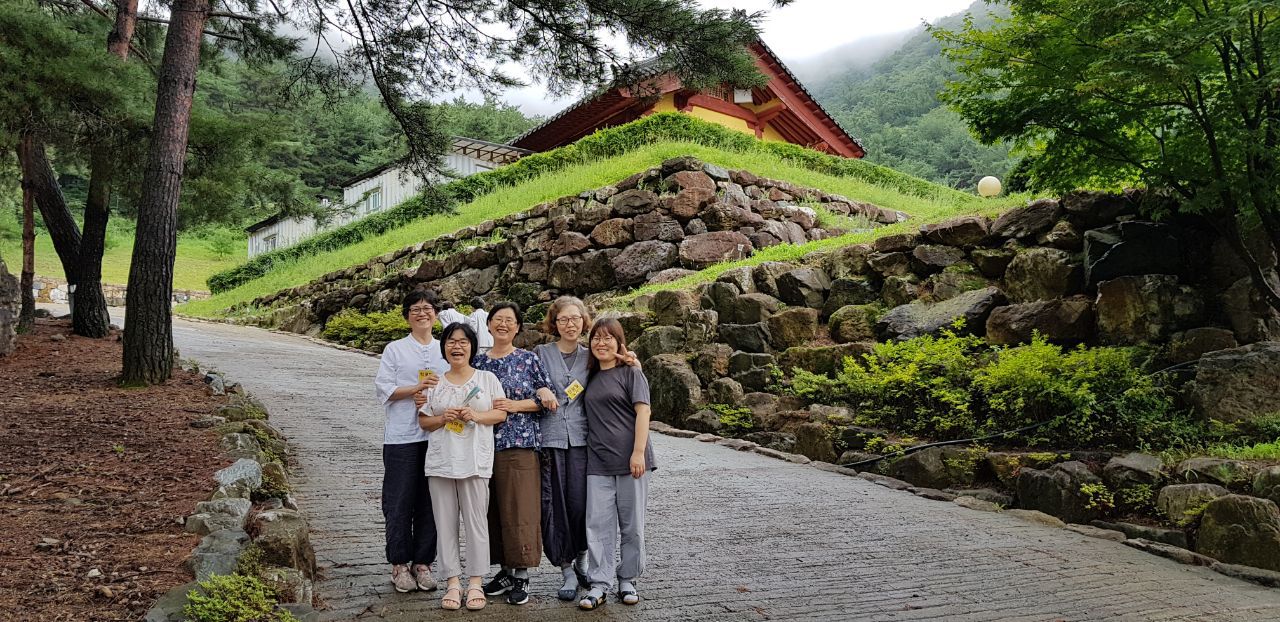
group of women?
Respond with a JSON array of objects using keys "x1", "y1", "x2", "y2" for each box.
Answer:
[{"x1": 373, "y1": 289, "x2": 654, "y2": 611}]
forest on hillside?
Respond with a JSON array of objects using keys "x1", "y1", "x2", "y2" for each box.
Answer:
[{"x1": 806, "y1": 2, "x2": 1018, "y2": 190}]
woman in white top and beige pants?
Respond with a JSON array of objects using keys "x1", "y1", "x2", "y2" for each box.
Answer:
[{"x1": 419, "y1": 321, "x2": 508, "y2": 611}]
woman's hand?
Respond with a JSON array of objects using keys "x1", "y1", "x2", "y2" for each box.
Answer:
[
  {"x1": 418, "y1": 374, "x2": 440, "y2": 392},
  {"x1": 492, "y1": 397, "x2": 513, "y2": 413},
  {"x1": 620, "y1": 348, "x2": 641, "y2": 368},
  {"x1": 441, "y1": 408, "x2": 460, "y2": 422},
  {"x1": 413, "y1": 391, "x2": 428, "y2": 409},
  {"x1": 629, "y1": 451, "x2": 646, "y2": 479},
  {"x1": 537, "y1": 387, "x2": 559, "y2": 412},
  {"x1": 458, "y1": 407, "x2": 477, "y2": 422}
]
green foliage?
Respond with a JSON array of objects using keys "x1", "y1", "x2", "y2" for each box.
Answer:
[
  {"x1": 253, "y1": 464, "x2": 291, "y2": 502},
  {"x1": 789, "y1": 329, "x2": 1198, "y2": 450},
  {"x1": 437, "y1": 96, "x2": 541, "y2": 144},
  {"x1": 708, "y1": 403, "x2": 754, "y2": 433},
  {"x1": 235, "y1": 545, "x2": 266, "y2": 579},
  {"x1": 183, "y1": 574, "x2": 298, "y2": 622},
  {"x1": 206, "y1": 113, "x2": 968, "y2": 293},
  {"x1": 1118, "y1": 484, "x2": 1155, "y2": 515},
  {"x1": 1079, "y1": 482, "x2": 1114, "y2": 512},
  {"x1": 321, "y1": 309, "x2": 410, "y2": 351}
]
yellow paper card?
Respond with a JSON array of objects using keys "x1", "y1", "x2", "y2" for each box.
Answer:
[
  {"x1": 418, "y1": 369, "x2": 434, "y2": 382},
  {"x1": 564, "y1": 380, "x2": 584, "y2": 401},
  {"x1": 445, "y1": 420, "x2": 466, "y2": 435}
]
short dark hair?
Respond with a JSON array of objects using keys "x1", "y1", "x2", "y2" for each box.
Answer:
[
  {"x1": 439, "y1": 322, "x2": 479, "y2": 361},
  {"x1": 401, "y1": 289, "x2": 439, "y2": 319},
  {"x1": 469, "y1": 297, "x2": 486, "y2": 310},
  {"x1": 438, "y1": 300, "x2": 456, "y2": 311},
  {"x1": 488, "y1": 301, "x2": 523, "y2": 335}
]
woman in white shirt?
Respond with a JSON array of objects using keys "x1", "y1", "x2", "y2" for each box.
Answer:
[{"x1": 418, "y1": 321, "x2": 508, "y2": 611}]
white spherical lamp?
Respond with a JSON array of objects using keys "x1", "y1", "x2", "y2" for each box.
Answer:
[{"x1": 977, "y1": 176, "x2": 1002, "y2": 197}]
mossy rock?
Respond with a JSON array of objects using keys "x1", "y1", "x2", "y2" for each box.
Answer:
[
  {"x1": 777, "y1": 342, "x2": 874, "y2": 378},
  {"x1": 828, "y1": 304, "x2": 880, "y2": 343}
]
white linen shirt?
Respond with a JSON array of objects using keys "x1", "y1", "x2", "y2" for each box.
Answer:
[
  {"x1": 375, "y1": 334, "x2": 449, "y2": 445},
  {"x1": 437, "y1": 308, "x2": 469, "y2": 331},
  {"x1": 422, "y1": 369, "x2": 506, "y2": 479},
  {"x1": 469, "y1": 309, "x2": 493, "y2": 348}
]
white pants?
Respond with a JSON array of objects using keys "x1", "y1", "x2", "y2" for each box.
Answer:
[
  {"x1": 428, "y1": 476, "x2": 490, "y2": 579},
  {"x1": 585, "y1": 472, "x2": 649, "y2": 590}
]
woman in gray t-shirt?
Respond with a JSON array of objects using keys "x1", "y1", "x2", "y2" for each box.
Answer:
[{"x1": 578, "y1": 317, "x2": 653, "y2": 610}]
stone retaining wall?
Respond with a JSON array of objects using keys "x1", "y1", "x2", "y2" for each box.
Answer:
[
  {"x1": 0, "y1": 259, "x2": 17, "y2": 356},
  {"x1": 236, "y1": 156, "x2": 907, "y2": 334},
  {"x1": 32, "y1": 275, "x2": 209, "y2": 307}
]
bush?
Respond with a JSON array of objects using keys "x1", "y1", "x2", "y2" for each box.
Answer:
[
  {"x1": 788, "y1": 329, "x2": 1201, "y2": 450},
  {"x1": 321, "y1": 309, "x2": 409, "y2": 350},
  {"x1": 207, "y1": 113, "x2": 964, "y2": 293},
  {"x1": 709, "y1": 403, "x2": 755, "y2": 434},
  {"x1": 184, "y1": 574, "x2": 298, "y2": 622}
]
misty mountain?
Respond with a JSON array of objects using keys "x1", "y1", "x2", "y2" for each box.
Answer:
[{"x1": 806, "y1": 2, "x2": 1015, "y2": 189}]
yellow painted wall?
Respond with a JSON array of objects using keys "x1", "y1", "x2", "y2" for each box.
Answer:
[{"x1": 649, "y1": 93, "x2": 787, "y2": 143}]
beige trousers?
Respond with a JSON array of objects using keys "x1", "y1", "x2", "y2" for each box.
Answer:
[{"x1": 428, "y1": 475, "x2": 490, "y2": 578}]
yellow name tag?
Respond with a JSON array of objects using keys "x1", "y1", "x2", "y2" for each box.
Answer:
[
  {"x1": 418, "y1": 369, "x2": 434, "y2": 382},
  {"x1": 445, "y1": 420, "x2": 466, "y2": 435},
  {"x1": 564, "y1": 380, "x2": 584, "y2": 401}
]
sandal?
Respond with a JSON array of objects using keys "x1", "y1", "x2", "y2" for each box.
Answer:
[
  {"x1": 578, "y1": 592, "x2": 605, "y2": 610},
  {"x1": 619, "y1": 587, "x2": 639, "y2": 605},
  {"x1": 465, "y1": 586, "x2": 487, "y2": 611},
  {"x1": 440, "y1": 585, "x2": 462, "y2": 611}
]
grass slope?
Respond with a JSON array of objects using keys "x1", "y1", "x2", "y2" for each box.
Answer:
[
  {"x1": 0, "y1": 218, "x2": 241, "y2": 292},
  {"x1": 180, "y1": 141, "x2": 1027, "y2": 318}
]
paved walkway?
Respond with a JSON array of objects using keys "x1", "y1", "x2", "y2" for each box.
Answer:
[{"x1": 159, "y1": 316, "x2": 1280, "y2": 621}]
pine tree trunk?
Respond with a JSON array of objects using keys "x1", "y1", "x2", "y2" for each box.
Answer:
[
  {"x1": 121, "y1": 0, "x2": 209, "y2": 385},
  {"x1": 107, "y1": 0, "x2": 139, "y2": 60},
  {"x1": 16, "y1": 134, "x2": 81, "y2": 288},
  {"x1": 75, "y1": 148, "x2": 113, "y2": 338},
  {"x1": 18, "y1": 179, "x2": 34, "y2": 333}
]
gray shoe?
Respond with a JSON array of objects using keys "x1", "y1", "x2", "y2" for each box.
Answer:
[
  {"x1": 413, "y1": 564, "x2": 437, "y2": 592},
  {"x1": 392, "y1": 564, "x2": 417, "y2": 593}
]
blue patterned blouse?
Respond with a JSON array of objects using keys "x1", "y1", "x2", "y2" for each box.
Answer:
[{"x1": 473, "y1": 348, "x2": 552, "y2": 451}]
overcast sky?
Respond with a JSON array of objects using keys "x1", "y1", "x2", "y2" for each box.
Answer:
[{"x1": 497, "y1": 0, "x2": 976, "y2": 116}]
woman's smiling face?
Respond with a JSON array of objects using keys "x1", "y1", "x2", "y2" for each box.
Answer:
[
  {"x1": 406, "y1": 301, "x2": 436, "y2": 332},
  {"x1": 444, "y1": 328, "x2": 472, "y2": 365},
  {"x1": 489, "y1": 308, "x2": 519, "y2": 344},
  {"x1": 556, "y1": 305, "x2": 586, "y2": 342},
  {"x1": 590, "y1": 328, "x2": 619, "y2": 363}
]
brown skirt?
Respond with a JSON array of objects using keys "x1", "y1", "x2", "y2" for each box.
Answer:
[{"x1": 488, "y1": 448, "x2": 542, "y2": 568}]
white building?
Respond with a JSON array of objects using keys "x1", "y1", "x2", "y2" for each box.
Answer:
[{"x1": 246, "y1": 137, "x2": 529, "y2": 258}]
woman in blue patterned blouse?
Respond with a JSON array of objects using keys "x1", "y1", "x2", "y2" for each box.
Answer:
[{"x1": 471, "y1": 301, "x2": 554, "y2": 606}]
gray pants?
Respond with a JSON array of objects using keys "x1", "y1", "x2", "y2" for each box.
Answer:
[
  {"x1": 428, "y1": 476, "x2": 490, "y2": 579},
  {"x1": 585, "y1": 473, "x2": 649, "y2": 590}
]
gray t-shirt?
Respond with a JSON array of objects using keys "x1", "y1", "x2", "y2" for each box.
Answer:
[{"x1": 584, "y1": 365, "x2": 655, "y2": 476}]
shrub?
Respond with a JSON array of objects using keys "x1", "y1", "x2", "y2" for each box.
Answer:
[
  {"x1": 321, "y1": 309, "x2": 409, "y2": 350},
  {"x1": 709, "y1": 403, "x2": 754, "y2": 433},
  {"x1": 184, "y1": 574, "x2": 298, "y2": 622}
]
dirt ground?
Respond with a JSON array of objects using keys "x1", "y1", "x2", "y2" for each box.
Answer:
[{"x1": 0, "y1": 318, "x2": 227, "y2": 621}]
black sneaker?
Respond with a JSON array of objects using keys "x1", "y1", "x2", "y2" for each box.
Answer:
[
  {"x1": 505, "y1": 576, "x2": 530, "y2": 605},
  {"x1": 483, "y1": 570, "x2": 514, "y2": 596}
]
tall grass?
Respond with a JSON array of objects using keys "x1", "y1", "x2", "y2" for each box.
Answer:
[{"x1": 179, "y1": 141, "x2": 1027, "y2": 318}]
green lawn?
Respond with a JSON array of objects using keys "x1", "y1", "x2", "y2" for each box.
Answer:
[
  {"x1": 179, "y1": 140, "x2": 1027, "y2": 318},
  {"x1": 0, "y1": 219, "x2": 242, "y2": 292}
]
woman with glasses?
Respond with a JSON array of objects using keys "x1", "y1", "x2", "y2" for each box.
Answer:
[
  {"x1": 373, "y1": 290, "x2": 447, "y2": 594},
  {"x1": 471, "y1": 302, "x2": 554, "y2": 605},
  {"x1": 531, "y1": 296, "x2": 593, "y2": 600},
  {"x1": 578, "y1": 318, "x2": 654, "y2": 610},
  {"x1": 418, "y1": 322, "x2": 507, "y2": 611}
]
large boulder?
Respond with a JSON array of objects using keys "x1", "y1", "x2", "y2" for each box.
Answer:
[
  {"x1": 645, "y1": 354, "x2": 703, "y2": 423},
  {"x1": 630, "y1": 326, "x2": 685, "y2": 362},
  {"x1": 185, "y1": 497, "x2": 253, "y2": 536},
  {"x1": 752, "y1": 261, "x2": 797, "y2": 298},
  {"x1": 775, "y1": 268, "x2": 832, "y2": 309},
  {"x1": 876, "y1": 287, "x2": 1005, "y2": 341},
  {"x1": 867, "y1": 252, "x2": 912, "y2": 277},
  {"x1": 1174, "y1": 457, "x2": 1254, "y2": 488},
  {"x1": 589, "y1": 217, "x2": 635, "y2": 247},
  {"x1": 0, "y1": 259, "x2": 17, "y2": 357},
  {"x1": 1061, "y1": 189, "x2": 1138, "y2": 227},
  {"x1": 793, "y1": 423, "x2": 837, "y2": 463},
  {"x1": 991, "y1": 198, "x2": 1062, "y2": 239},
  {"x1": 1102, "y1": 453, "x2": 1165, "y2": 490},
  {"x1": 1095, "y1": 275, "x2": 1204, "y2": 345},
  {"x1": 823, "y1": 244, "x2": 873, "y2": 279},
  {"x1": 1167, "y1": 327, "x2": 1239, "y2": 364},
  {"x1": 1221, "y1": 273, "x2": 1280, "y2": 344},
  {"x1": 971, "y1": 248, "x2": 1016, "y2": 279},
  {"x1": 911, "y1": 245, "x2": 966, "y2": 273},
  {"x1": 888, "y1": 447, "x2": 977, "y2": 490},
  {"x1": 829, "y1": 304, "x2": 879, "y2": 343},
  {"x1": 822, "y1": 277, "x2": 879, "y2": 319},
  {"x1": 1254, "y1": 467, "x2": 1280, "y2": 505},
  {"x1": 672, "y1": 187, "x2": 715, "y2": 220},
  {"x1": 1156, "y1": 483, "x2": 1229, "y2": 525},
  {"x1": 733, "y1": 293, "x2": 784, "y2": 324},
  {"x1": 881, "y1": 275, "x2": 920, "y2": 307},
  {"x1": 1196, "y1": 495, "x2": 1280, "y2": 571},
  {"x1": 707, "y1": 377, "x2": 745, "y2": 405},
  {"x1": 664, "y1": 170, "x2": 716, "y2": 193},
  {"x1": 611, "y1": 241, "x2": 679, "y2": 285},
  {"x1": 547, "y1": 249, "x2": 618, "y2": 294},
  {"x1": 253, "y1": 509, "x2": 317, "y2": 578},
  {"x1": 651, "y1": 289, "x2": 699, "y2": 327},
  {"x1": 1082, "y1": 221, "x2": 1184, "y2": 289},
  {"x1": 729, "y1": 352, "x2": 775, "y2": 392},
  {"x1": 212, "y1": 458, "x2": 262, "y2": 500},
  {"x1": 718, "y1": 323, "x2": 772, "y2": 354},
  {"x1": 984, "y1": 298, "x2": 1094, "y2": 345},
  {"x1": 776, "y1": 342, "x2": 874, "y2": 378},
  {"x1": 633, "y1": 213, "x2": 685, "y2": 242},
  {"x1": 549, "y1": 231, "x2": 591, "y2": 257},
  {"x1": 920, "y1": 216, "x2": 990, "y2": 247},
  {"x1": 1187, "y1": 342, "x2": 1280, "y2": 423},
  {"x1": 609, "y1": 189, "x2": 660, "y2": 217},
  {"x1": 679, "y1": 231, "x2": 754, "y2": 269},
  {"x1": 1003, "y1": 248, "x2": 1083, "y2": 302},
  {"x1": 1015, "y1": 461, "x2": 1105, "y2": 524},
  {"x1": 767, "y1": 307, "x2": 819, "y2": 350},
  {"x1": 922, "y1": 266, "x2": 989, "y2": 302},
  {"x1": 188, "y1": 528, "x2": 250, "y2": 582},
  {"x1": 690, "y1": 343, "x2": 733, "y2": 387}
]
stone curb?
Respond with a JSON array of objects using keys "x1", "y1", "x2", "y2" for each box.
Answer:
[
  {"x1": 176, "y1": 313, "x2": 380, "y2": 359},
  {"x1": 145, "y1": 372, "x2": 320, "y2": 622}
]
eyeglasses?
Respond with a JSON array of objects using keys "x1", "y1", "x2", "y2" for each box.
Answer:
[
  {"x1": 556, "y1": 316, "x2": 584, "y2": 326},
  {"x1": 408, "y1": 305, "x2": 435, "y2": 315},
  {"x1": 490, "y1": 317, "x2": 518, "y2": 326},
  {"x1": 590, "y1": 333, "x2": 616, "y2": 344},
  {"x1": 445, "y1": 338, "x2": 471, "y2": 347}
]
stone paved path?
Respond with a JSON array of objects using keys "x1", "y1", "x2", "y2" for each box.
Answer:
[{"x1": 160, "y1": 316, "x2": 1280, "y2": 621}]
